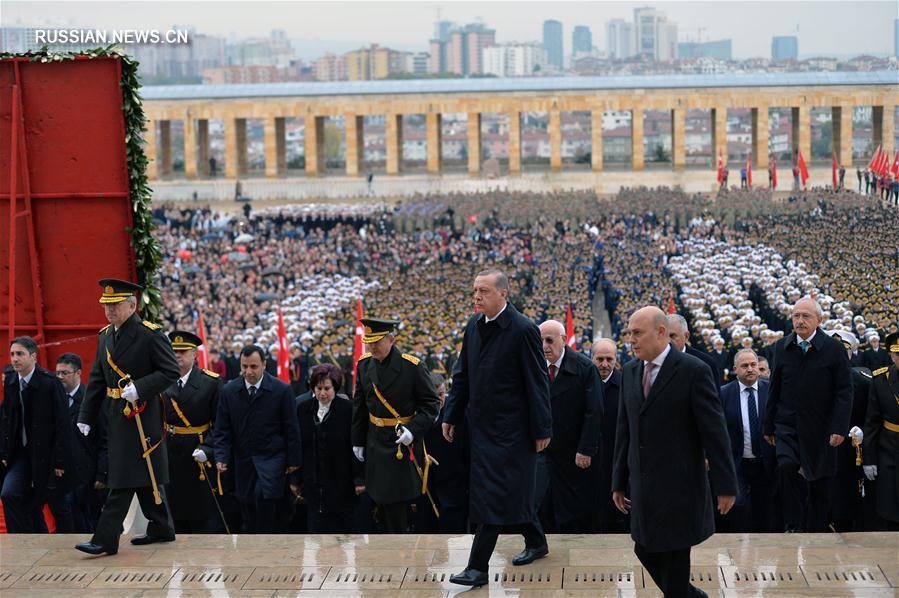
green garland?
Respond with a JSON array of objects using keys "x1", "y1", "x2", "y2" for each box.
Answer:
[{"x1": 1, "y1": 45, "x2": 164, "y2": 322}]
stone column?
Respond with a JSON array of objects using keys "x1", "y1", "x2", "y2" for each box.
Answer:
[
  {"x1": 671, "y1": 108, "x2": 685, "y2": 170},
  {"x1": 305, "y1": 116, "x2": 325, "y2": 177},
  {"x1": 508, "y1": 111, "x2": 521, "y2": 174},
  {"x1": 631, "y1": 108, "x2": 644, "y2": 171},
  {"x1": 793, "y1": 106, "x2": 810, "y2": 164},
  {"x1": 549, "y1": 110, "x2": 562, "y2": 171},
  {"x1": 591, "y1": 109, "x2": 603, "y2": 171},
  {"x1": 183, "y1": 115, "x2": 197, "y2": 179},
  {"x1": 144, "y1": 119, "x2": 158, "y2": 180},
  {"x1": 752, "y1": 107, "x2": 769, "y2": 169},
  {"x1": 880, "y1": 104, "x2": 895, "y2": 152},
  {"x1": 426, "y1": 112, "x2": 442, "y2": 174},
  {"x1": 197, "y1": 119, "x2": 209, "y2": 176},
  {"x1": 159, "y1": 120, "x2": 172, "y2": 176},
  {"x1": 386, "y1": 114, "x2": 403, "y2": 175},
  {"x1": 872, "y1": 106, "x2": 884, "y2": 149},
  {"x1": 224, "y1": 114, "x2": 238, "y2": 178},
  {"x1": 345, "y1": 114, "x2": 363, "y2": 177},
  {"x1": 235, "y1": 118, "x2": 248, "y2": 176},
  {"x1": 832, "y1": 106, "x2": 853, "y2": 166},
  {"x1": 276, "y1": 117, "x2": 286, "y2": 174},
  {"x1": 263, "y1": 116, "x2": 279, "y2": 178},
  {"x1": 712, "y1": 107, "x2": 727, "y2": 165},
  {"x1": 467, "y1": 112, "x2": 481, "y2": 175}
]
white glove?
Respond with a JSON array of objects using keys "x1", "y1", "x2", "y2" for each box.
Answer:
[
  {"x1": 121, "y1": 382, "x2": 139, "y2": 404},
  {"x1": 353, "y1": 446, "x2": 365, "y2": 462},
  {"x1": 863, "y1": 465, "x2": 877, "y2": 481},
  {"x1": 192, "y1": 448, "x2": 207, "y2": 463},
  {"x1": 849, "y1": 426, "x2": 863, "y2": 443},
  {"x1": 77, "y1": 423, "x2": 91, "y2": 436},
  {"x1": 395, "y1": 426, "x2": 414, "y2": 446}
]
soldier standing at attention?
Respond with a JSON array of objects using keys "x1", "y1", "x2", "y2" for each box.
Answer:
[
  {"x1": 75, "y1": 279, "x2": 180, "y2": 556},
  {"x1": 351, "y1": 318, "x2": 440, "y2": 533}
]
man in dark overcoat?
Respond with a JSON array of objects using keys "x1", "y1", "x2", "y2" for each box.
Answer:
[
  {"x1": 76, "y1": 279, "x2": 180, "y2": 555},
  {"x1": 444, "y1": 269, "x2": 552, "y2": 587},
  {"x1": 163, "y1": 330, "x2": 222, "y2": 533},
  {"x1": 214, "y1": 344, "x2": 302, "y2": 533},
  {"x1": 763, "y1": 297, "x2": 852, "y2": 532},
  {"x1": 613, "y1": 307, "x2": 736, "y2": 598},
  {"x1": 351, "y1": 317, "x2": 440, "y2": 533},
  {"x1": 592, "y1": 337, "x2": 628, "y2": 533},
  {"x1": 537, "y1": 320, "x2": 602, "y2": 533}
]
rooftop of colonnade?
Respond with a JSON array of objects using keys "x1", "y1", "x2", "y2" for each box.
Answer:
[{"x1": 142, "y1": 71, "x2": 897, "y2": 101}]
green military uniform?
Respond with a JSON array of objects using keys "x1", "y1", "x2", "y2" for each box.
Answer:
[
  {"x1": 164, "y1": 331, "x2": 223, "y2": 532},
  {"x1": 77, "y1": 279, "x2": 180, "y2": 554},
  {"x1": 351, "y1": 318, "x2": 440, "y2": 532},
  {"x1": 863, "y1": 333, "x2": 899, "y2": 524}
]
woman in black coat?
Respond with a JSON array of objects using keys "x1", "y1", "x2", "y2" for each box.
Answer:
[{"x1": 291, "y1": 364, "x2": 361, "y2": 533}]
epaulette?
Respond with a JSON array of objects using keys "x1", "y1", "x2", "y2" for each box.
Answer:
[
  {"x1": 873, "y1": 366, "x2": 889, "y2": 377},
  {"x1": 859, "y1": 370, "x2": 872, "y2": 379},
  {"x1": 401, "y1": 353, "x2": 421, "y2": 366},
  {"x1": 202, "y1": 369, "x2": 220, "y2": 379},
  {"x1": 358, "y1": 352, "x2": 372, "y2": 361},
  {"x1": 99, "y1": 324, "x2": 111, "y2": 334},
  {"x1": 142, "y1": 320, "x2": 161, "y2": 331}
]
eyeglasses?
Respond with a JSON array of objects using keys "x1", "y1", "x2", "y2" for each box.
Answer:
[{"x1": 55, "y1": 370, "x2": 78, "y2": 377}]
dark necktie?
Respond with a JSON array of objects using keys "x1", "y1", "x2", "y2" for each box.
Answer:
[
  {"x1": 248, "y1": 385, "x2": 257, "y2": 398},
  {"x1": 19, "y1": 378, "x2": 28, "y2": 446},
  {"x1": 747, "y1": 387, "x2": 761, "y2": 457},
  {"x1": 177, "y1": 379, "x2": 183, "y2": 392},
  {"x1": 549, "y1": 364, "x2": 557, "y2": 383},
  {"x1": 799, "y1": 340, "x2": 810, "y2": 354}
]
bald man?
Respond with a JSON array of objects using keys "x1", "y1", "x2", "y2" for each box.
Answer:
[
  {"x1": 592, "y1": 338, "x2": 628, "y2": 533},
  {"x1": 536, "y1": 321, "x2": 603, "y2": 533},
  {"x1": 612, "y1": 307, "x2": 736, "y2": 598},
  {"x1": 763, "y1": 297, "x2": 852, "y2": 532}
]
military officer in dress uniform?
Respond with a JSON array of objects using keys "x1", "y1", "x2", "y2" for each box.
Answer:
[
  {"x1": 351, "y1": 318, "x2": 440, "y2": 533},
  {"x1": 827, "y1": 330, "x2": 873, "y2": 531},
  {"x1": 164, "y1": 331, "x2": 223, "y2": 533},
  {"x1": 75, "y1": 279, "x2": 180, "y2": 555},
  {"x1": 863, "y1": 332, "x2": 899, "y2": 530}
]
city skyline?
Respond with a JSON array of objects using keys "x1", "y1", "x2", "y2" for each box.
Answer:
[{"x1": 3, "y1": 1, "x2": 897, "y2": 61}]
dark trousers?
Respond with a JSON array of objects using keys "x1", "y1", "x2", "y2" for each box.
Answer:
[
  {"x1": 71, "y1": 484, "x2": 105, "y2": 533},
  {"x1": 92, "y1": 486, "x2": 174, "y2": 550},
  {"x1": 46, "y1": 488, "x2": 75, "y2": 533},
  {"x1": 1, "y1": 454, "x2": 45, "y2": 533},
  {"x1": 467, "y1": 519, "x2": 546, "y2": 572},
  {"x1": 239, "y1": 496, "x2": 280, "y2": 533},
  {"x1": 635, "y1": 543, "x2": 702, "y2": 597},
  {"x1": 778, "y1": 461, "x2": 830, "y2": 532},
  {"x1": 376, "y1": 501, "x2": 408, "y2": 533},
  {"x1": 727, "y1": 458, "x2": 773, "y2": 533}
]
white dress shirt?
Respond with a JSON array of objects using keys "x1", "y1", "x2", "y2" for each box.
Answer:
[
  {"x1": 178, "y1": 369, "x2": 192, "y2": 389},
  {"x1": 68, "y1": 383, "x2": 81, "y2": 408},
  {"x1": 316, "y1": 400, "x2": 331, "y2": 422},
  {"x1": 484, "y1": 302, "x2": 508, "y2": 323},
  {"x1": 797, "y1": 330, "x2": 816, "y2": 345},
  {"x1": 643, "y1": 343, "x2": 671, "y2": 388},
  {"x1": 739, "y1": 381, "x2": 760, "y2": 458}
]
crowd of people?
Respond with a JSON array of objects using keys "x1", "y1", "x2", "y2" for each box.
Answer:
[{"x1": 1, "y1": 185, "x2": 897, "y2": 548}]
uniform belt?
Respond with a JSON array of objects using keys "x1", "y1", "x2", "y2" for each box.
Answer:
[
  {"x1": 106, "y1": 387, "x2": 122, "y2": 399},
  {"x1": 369, "y1": 413, "x2": 414, "y2": 427},
  {"x1": 167, "y1": 422, "x2": 211, "y2": 435},
  {"x1": 884, "y1": 420, "x2": 899, "y2": 433}
]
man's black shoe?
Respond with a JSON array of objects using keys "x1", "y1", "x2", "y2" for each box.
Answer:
[
  {"x1": 449, "y1": 568, "x2": 488, "y2": 586},
  {"x1": 130, "y1": 534, "x2": 176, "y2": 546},
  {"x1": 512, "y1": 545, "x2": 548, "y2": 566},
  {"x1": 75, "y1": 542, "x2": 117, "y2": 556}
]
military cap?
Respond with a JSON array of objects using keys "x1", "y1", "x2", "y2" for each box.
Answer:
[
  {"x1": 360, "y1": 317, "x2": 400, "y2": 343},
  {"x1": 886, "y1": 332, "x2": 899, "y2": 354},
  {"x1": 169, "y1": 330, "x2": 203, "y2": 351},
  {"x1": 827, "y1": 329, "x2": 858, "y2": 353},
  {"x1": 98, "y1": 278, "x2": 142, "y2": 304}
]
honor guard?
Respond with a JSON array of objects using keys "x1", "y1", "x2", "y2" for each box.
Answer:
[
  {"x1": 351, "y1": 318, "x2": 440, "y2": 532},
  {"x1": 164, "y1": 331, "x2": 224, "y2": 533},
  {"x1": 75, "y1": 279, "x2": 180, "y2": 556},
  {"x1": 863, "y1": 332, "x2": 899, "y2": 528}
]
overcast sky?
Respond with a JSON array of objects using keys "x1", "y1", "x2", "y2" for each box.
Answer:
[{"x1": 4, "y1": 0, "x2": 898, "y2": 60}]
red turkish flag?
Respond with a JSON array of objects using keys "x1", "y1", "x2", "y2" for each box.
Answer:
[
  {"x1": 352, "y1": 298, "x2": 364, "y2": 392},
  {"x1": 771, "y1": 154, "x2": 778, "y2": 190},
  {"x1": 832, "y1": 152, "x2": 838, "y2": 189},
  {"x1": 716, "y1": 151, "x2": 724, "y2": 185},
  {"x1": 746, "y1": 152, "x2": 752, "y2": 189},
  {"x1": 565, "y1": 303, "x2": 576, "y2": 349},
  {"x1": 276, "y1": 307, "x2": 290, "y2": 383},
  {"x1": 797, "y1": 149, "x2": 809, "y2": 186},
  {"x1": 668, "y1": 294, "x2": 676, "y2": 315},
  {"x1": 868, "y1": 145, "x2": 882, "y2": 172},
  {"x1": 197, "y1": 310, "x2": 209, "y2": 370}
]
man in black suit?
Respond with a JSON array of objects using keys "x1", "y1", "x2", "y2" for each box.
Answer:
[
  {"x1": 862, "y1": 333, "x2": 891, "y2": 371},
  {"x1": 719, "y1": 349, "x2": 776, "y2": 532},
  {"x1": 763, "y1": 297, "x2": 852, "y2": 532},
  {"x1": 55, "y1": 353, "x2": 107, "y2": 533},
  {"x1": 592, "y1": 337, "x2": 628, "y2": 533},
  {"x1": 668, "y1": 314, "x2": 721, "y2": 386},
  {"x1": 214, "y1": 344, "x2": 302, "y2": 533},
  {"x1": 710, "y1": 337, "x2": 729, "y2": 384},
  {"x1": 1, "y1": 337, "x2": 71, "y2": 533},
  {"x1": 537, "y1": 320, "x2": 602, "y2": 533},
  {"x1": 444, "y1": 269, "x2": 552, "y2": 588},
  {"x1": 613, "y1": 307, "x2": 736, "y2": 598}
]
